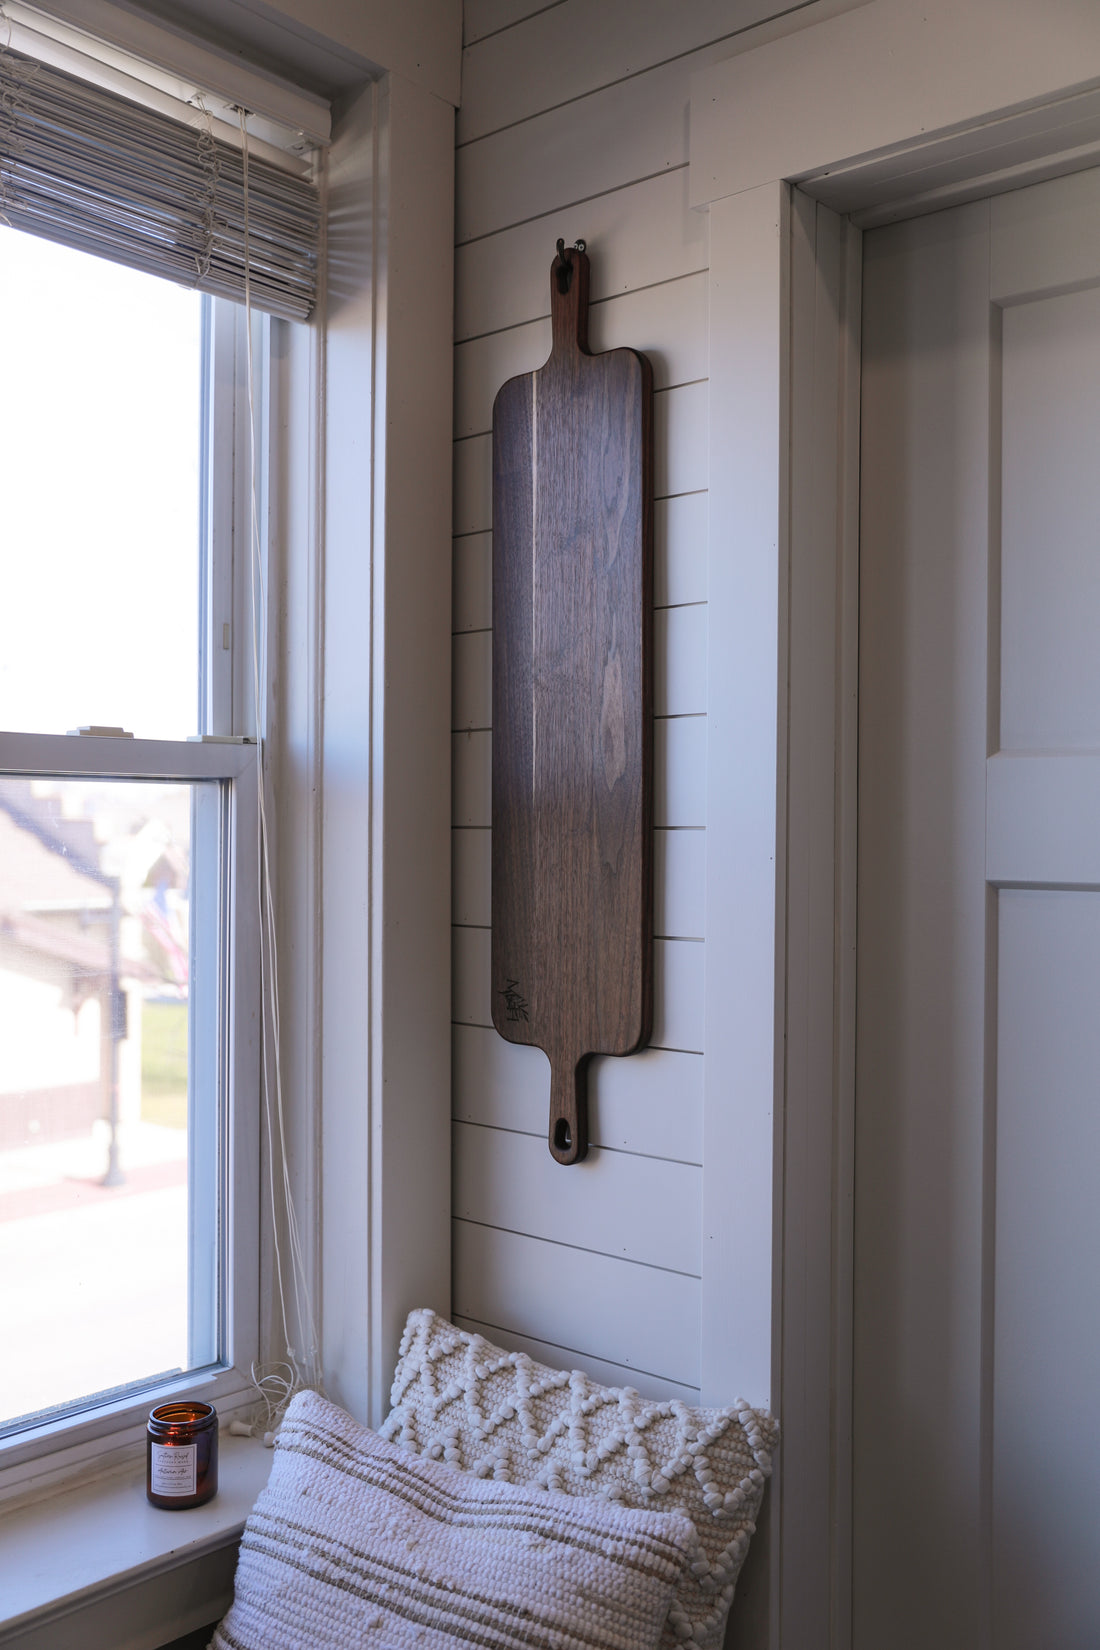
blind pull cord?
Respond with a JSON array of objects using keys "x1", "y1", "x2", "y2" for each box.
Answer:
[{"x1": 238, "y1": 103, "x2": 321, "y2": 1437}]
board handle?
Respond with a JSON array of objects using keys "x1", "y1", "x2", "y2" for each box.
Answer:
[
  {"x1": 551, "y1": 239, "x2": 590, "y2": 358},
  {"x1": 548, "y1": 1051, "x2": 589, "y2": 1165}
]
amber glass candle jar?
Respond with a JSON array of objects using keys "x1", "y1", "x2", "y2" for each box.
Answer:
[{"x1": 146, "y1": 1401, "x2": 219, "y2": 1509}]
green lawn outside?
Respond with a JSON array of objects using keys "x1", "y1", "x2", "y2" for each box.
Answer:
[{"x1": 141, "y1": 1000, "x2": 188, "y2": 1130}]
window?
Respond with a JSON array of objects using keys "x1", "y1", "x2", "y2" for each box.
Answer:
[
  {"x1": 0, "y1": 229, "x2": 203, "y2": 741},
  {"x1": 0, "y1": 4, "x2": 322, "y2": 1494},
  {"x1": 0, "y1": 0, "x2": 455, "y2": 1527},
  {"x1": 0, "y1": 230, "x2": 264, "y2": 1493},
  {"x1": 0, "y1": 30, "x2": 326, "y2": 1505}
]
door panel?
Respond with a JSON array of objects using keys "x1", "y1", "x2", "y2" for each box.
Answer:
[
  {"x1": 995, "y1": 890, "x2": 1100, "y2": 1648},
  {"x1": 987, "y1": 752, "x2": 1100, "y2": 885},
  {"x1": 1002, "y1": 286, "x2": 1100, "y2": 750},
  {"x1": 857, "y1": 169, "x2": 1100, "y2": 1649}
]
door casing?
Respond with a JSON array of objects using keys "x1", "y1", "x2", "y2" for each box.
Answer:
[{"x1": 689, "y1": 4, "x2": 1100, "y2": 1645}]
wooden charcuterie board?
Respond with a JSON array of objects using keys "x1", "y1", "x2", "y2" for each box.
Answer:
[{"x1": 491, "y1": 243, "x2": 653, "y2": 1164}]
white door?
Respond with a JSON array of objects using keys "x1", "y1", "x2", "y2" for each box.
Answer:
[{"x1": 855, "y1": 170, "x2": 1100, "y2": 1650}]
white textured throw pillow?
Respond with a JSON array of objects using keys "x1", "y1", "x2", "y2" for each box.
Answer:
[
  {"x1": 212, "y1": 1389, "x2": 696, "y2": 1650},
  {"x1": 381, "y1": 1311, "x2": 779, "y2": 1650}
]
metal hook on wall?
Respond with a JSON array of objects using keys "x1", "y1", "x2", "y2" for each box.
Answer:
[{"x1": 554, "y1": 237, "x2": 587, "y2": 293}]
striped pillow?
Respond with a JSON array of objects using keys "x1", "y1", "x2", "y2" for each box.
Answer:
[
  {"x1": 212, "y1": 1390, "x2": 696, "y2": 1650},
  {"x1": 381, "y1": 1311, "x2": 779, "y2": 1650}
]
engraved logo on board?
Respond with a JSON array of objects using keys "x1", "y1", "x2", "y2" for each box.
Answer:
[{"x1": 499, "y1": 980, "x2": 529, "y2": 1023}]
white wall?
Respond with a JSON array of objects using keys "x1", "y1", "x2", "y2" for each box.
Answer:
[{"x1": 450, "y1": 0, "x2": 797, "y2": 1410}]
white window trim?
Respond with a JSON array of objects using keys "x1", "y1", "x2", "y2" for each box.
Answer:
[
  {"x1": 305, "y1": 69, "x2": 454, "y2": 1433},
  {"x1": 0, "y1": 0, "x2": 457, "y2": 1635},
  {"x1": 0, "y1": 731, "x2": 260, "y2": 1511},
  {"x1": 0, "y1": 1430, "x2": 273, "y2": 1647},
  {"x1": 0, "y1": 62, "x2": 459, "y2": 1509},
  {"x1": 5, "y1": 0, "x2": 332, "y2": 151}
]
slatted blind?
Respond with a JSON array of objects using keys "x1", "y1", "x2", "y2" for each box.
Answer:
[{"x1": 0, "y1": 44, "x2": 320, "y2": 322}]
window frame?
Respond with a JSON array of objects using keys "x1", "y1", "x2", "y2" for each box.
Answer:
[
  {"x1": 0, "y1": 731, "x2": 261, "y2": 1503},
  {"x1": 0, "y1": 290, "x2": 266, "y2": 1505},
  {"x1": 0, "y1": 27, "x2": 458, "y2": 1523}
]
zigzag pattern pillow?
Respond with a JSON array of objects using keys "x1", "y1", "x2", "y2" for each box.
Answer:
[
  {"x1": 213, "y1": 1389, "x2": 696, "y2": 1650},
  {"x1": 381, "y1": 1310, "x2": 779, "y2": 1650}
]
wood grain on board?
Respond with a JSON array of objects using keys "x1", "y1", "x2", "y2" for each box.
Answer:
[
  {"x1": 491, "y1": 244, "x2": 653, "y2": 1162},
  {"x1": 455, "y1": 382, "x2": 704, "y2": 537},
  {"x1": 457, "y1": 926, "x2": 704, "y2": 1056},
  {"x1": 454, "y1": 822, "x2": 702, "y2": 937},
  {"x1": 457, "y1": 607, "x2": 703, "y2": 732},
  {"x1": 455, "y1": 494, "x2": 706, "y2": 636}
]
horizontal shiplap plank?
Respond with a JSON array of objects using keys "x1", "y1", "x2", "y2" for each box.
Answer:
[
  {"x1": 452, "y1": 1024, "x2": 704, "y2": 1162},
  {"x1": 656, "y1": 827, "x2": 705, "y2": 940},
  {"x1": 453, "y1": 730, "x2": 491, "y2": 827},
  {"x1": 454, "y1": 273, "x2": 708, "y2": 437},
  {"x1": 454, "y1": 434, "x2": 492, "y2": 536},
  {"x1": 591, "y1": 1043, "x2": 703, "y2": 1158},
  {"x1": 453, "y1": 1220, "x2": 701, "y2": 1387},
  {"x1": 656, "y1": 493, "x2": 708, "y2": 608},
  {"x1": 455, "y1": 169, "x2": 706, "y2": 341},
  {"x1": 452, "y1": 491, "x2": 708, "y2": 637},
  {"x1": 453, "y1": 828, "x2": 491, "y2": 926},
  {"x1": 656, "y1": 603, "x2": 707, "y2": 717},
  {"x1": 454, "y1": 382, "x2": 707, "y2": 535},
  {"x1": 655, "y1": 715, "x2": 707, "y2": 827},
  {"x1": 456, "y1": 329, "x2": 541, "y2": 440},
  {"x1": 458, "y1": 0, "x2": 806, "y2": 145},
  {"x1": 453, "y1": 928, "x2": 704, "y2": 1055},
  {"x1": 463, "y1": 0, "x2": 563, "y2": 48},
  {"x1": 454, "y1": 534, "x2": 492, "y2": 632},
  {"x1": 653, "y1": 938, "x2": 705, "y2": 1052},
  {"x1": 452, "y1": 1314, "x2": 701, "y2": 1404},
  {"x1": 656, "y1": 381, "x2": 708, "y2": 498},
  {"x1": 453, "y1": 1121, "x2": 701, "y2": 1273},
  {"x1": 453, "y1": 1023, "x2": 548, "y2": 1129},
  {"x1": 453, "y1": 630, "x2": 492, "y2": 729},
  {"x1": 456, "y1": 34, "x2": 749, "y2": 244},
  {"x1": 453, "y1": 923, "x2": 492, "y2": 1026}
]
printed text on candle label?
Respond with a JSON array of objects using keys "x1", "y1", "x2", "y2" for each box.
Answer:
[{"x1": 151, "y1": 1442, "x2": 197, "y2": 1495}]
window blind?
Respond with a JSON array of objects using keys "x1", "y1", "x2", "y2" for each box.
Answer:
[{"x1": 0, "y1": 44, "x2": 320, "y2": 322}]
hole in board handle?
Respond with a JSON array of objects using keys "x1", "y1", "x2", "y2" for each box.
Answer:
[{"x1": 553, "y1": 1118, "x2": 572, "y2": 1154}]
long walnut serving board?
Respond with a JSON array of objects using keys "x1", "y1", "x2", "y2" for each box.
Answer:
[{"x1": 491, "y1": 243, "x2": 653, "y2": 1165}]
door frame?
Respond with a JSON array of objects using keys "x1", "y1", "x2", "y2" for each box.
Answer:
[{"x1": 690, "y1": 3, "x2": 1100, "y2": 1644}]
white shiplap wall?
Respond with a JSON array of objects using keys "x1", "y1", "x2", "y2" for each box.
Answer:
[{"x1": 452, "y1": 0, "x2": 792, "y2": 1404}]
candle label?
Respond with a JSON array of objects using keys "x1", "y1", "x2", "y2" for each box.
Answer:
[{"x1": 150, "y1": 1441, "x2": 197, "y2": 1496}]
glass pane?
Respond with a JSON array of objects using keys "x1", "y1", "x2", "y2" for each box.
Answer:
[
  {"x1": 0, "y1": 227, "x2": 203, "y2": 740},
  {"x1": 0, "y1": 775, "x2": 222, "y2": 1429}
]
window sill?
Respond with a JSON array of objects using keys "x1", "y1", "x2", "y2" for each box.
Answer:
[{"x1": 0, "y1": 1434, "x2": 272, "y2": 1649}]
